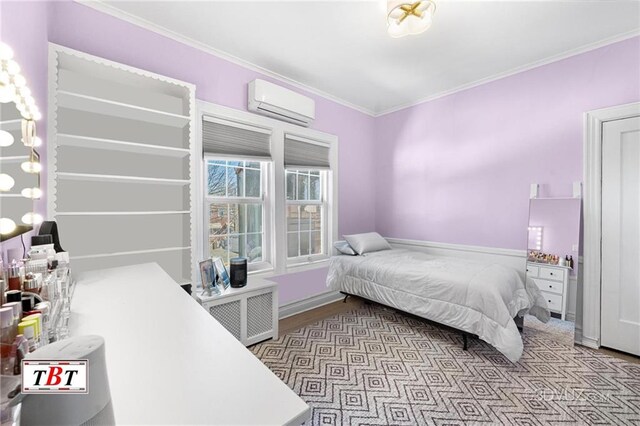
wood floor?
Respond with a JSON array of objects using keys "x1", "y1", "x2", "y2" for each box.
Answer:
[{"x1": 278, "y1": 297, "x2": 640, "y2": 364}]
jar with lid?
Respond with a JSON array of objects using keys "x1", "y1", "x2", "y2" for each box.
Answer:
[{"x1": 7, "y1": 260, "x2": 22, "y2": 291}]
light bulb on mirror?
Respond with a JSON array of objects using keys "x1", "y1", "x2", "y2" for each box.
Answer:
[
  {"x1": 31, "y1": 110, "x2": 42, "y2": 121},
  {"x1": 22, "y1": 136, "x2": 41, "y2": 147},
  {"x1": 5, "y1": 60, "x2": 20, "y2": 76},
  {"x1": 22, "y1": 212, "x2": 43, "y2": 225},
  {"x1": 12, "y1": 74, "x2": 26, "y2": 88},
  {"x1": 0, "y1": 43, "x2": 13, "y2": 61},
  {"x1": 0, "y1": 218, "x2": 17, "y2": 235},
  {"x1": 21, "y1": 160, "x2": 42, "y2": 174},
  {"x1": 21, "y1": 187, "x2": 42, "y2": 199},
  {"x1": 0, "y1": 173, "x2": 15, "y2": 191},
  {"x1": 0, "y1": 83, "x2": 15, "y2": 103},
  {"x1": 0, "y1": 129, "x2": 14, "y2": 147}
]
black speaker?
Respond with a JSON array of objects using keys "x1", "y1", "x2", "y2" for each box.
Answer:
[{"x1": 230, "y1": 257, "x2": 247, "y2": 288}]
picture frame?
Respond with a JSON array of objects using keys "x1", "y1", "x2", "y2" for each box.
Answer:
[
  {"x1": 213, "y1": 257, "x2": 230, "y2": 291},
  {"x1": 199, "y1": 259, "x2": 219, "y2": 296}
]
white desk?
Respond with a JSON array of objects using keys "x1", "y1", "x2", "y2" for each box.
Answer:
[{"x1": 70, "y1": 263, "x2": 309, "y2": 425}]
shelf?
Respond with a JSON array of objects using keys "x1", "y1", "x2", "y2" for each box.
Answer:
[
  {"x1": 70, "y1": 246, "x2": 191, "y2": 261},
  {"x1": 57, "y1": 134, "x2": 190, "y2": 157},
  {"x1": 0, "y1": 156, "x2": 29, "y2": 162},
  {"x1": 0, "y1": 119, "x2": 21, "y2": 131},
  {"x1": 56, "y1": 211, "x2": 189, "y2": 216},
  {"x1": 57, "y1": 172, "x2": 190, "y2": 185},
  {"x1": 57, "y1": 90, "x2": 191, "y2": 128}
]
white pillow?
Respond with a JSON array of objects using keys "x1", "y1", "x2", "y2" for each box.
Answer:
[
  {"x1": 343, "y1": 232, "x2": 391, "y2": 255},
  {"x1": 333, "y1": 240, "x2": 357, "y2": 255}
]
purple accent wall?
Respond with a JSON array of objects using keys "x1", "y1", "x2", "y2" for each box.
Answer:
[
  {"x1": 374, "y1": 36, "x2": 640, "y2": 251},
  {"x1": 2, "y1": 1, "x2": 377, "y2": 304},
  {"x1": 0, "y1": 1, "x2": 49, "y2": 264}
]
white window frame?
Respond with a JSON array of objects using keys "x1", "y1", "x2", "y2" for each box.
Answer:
[
  {"x1": 195, "y1": 101, "x2": 338, "y2": 281},
  {"x1": 203, "y1": 158, "x2": 273, "y2": 272}
]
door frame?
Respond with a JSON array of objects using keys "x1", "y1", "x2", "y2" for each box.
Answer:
[{"x1": 582, "y1": 102, "x2": 640, "y2": 349}]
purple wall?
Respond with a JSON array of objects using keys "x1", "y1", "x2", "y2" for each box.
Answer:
[
  {"x1": 0, "y1": 1, "x2": 49, "y2": 264},
  {"x1": 374, "y1": 36, "x2": 640, "y2": 251},
  {"x1": 2, "y1": 1, "x2": 377, "y2": 304}
]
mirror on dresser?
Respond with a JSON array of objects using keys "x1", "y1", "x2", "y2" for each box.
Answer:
[{"x1": 525, "y1": 196, "x2": 581, "y2": 338}]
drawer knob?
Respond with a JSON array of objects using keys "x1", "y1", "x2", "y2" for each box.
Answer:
[
  {"x1": 550, "y1": 272, "x2": 554, "y2": 275},
  {"x1": 548, "y1": 300, "x2": 552, "y2": 303},
  {"x1": 549, "y1": 285, "x2": 552, "y2": 288}
]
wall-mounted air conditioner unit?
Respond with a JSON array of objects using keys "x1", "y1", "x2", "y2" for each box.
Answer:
[{"x1": 248, "y1": 79, "x2": 315, "y2": 127}]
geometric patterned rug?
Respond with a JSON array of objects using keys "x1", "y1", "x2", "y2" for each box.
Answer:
[{"x1": 251, "y1": 304, "x2": 640, "y2": 425}]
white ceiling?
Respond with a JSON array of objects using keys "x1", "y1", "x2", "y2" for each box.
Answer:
[{"x1": 93, "y1": 1, "x2": 640, "y2": 115}]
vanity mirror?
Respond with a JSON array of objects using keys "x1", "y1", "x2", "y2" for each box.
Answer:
[
  {"x1": 0, "y1": 42, "x2": 43, "y2": 241},
  {"x1": 525, "y1": 192, "x2": 581, "y2": 326}
]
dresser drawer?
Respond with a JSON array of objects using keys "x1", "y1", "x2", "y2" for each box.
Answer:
[
  {"x1": 541, "y1": 291, "x2": 563, "y2": 312},
  {"x1": 533, "y1": 278, "x2": 563, "y2": 295},
  {"x1": 526, "y1": 264, "x2": 540, "y2": 277},
  {"x1": 539, "y1": 267, "x2": 565, "y2": 282}
]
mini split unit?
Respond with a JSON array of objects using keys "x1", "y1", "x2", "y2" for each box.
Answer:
[{"x1": 248, "y1": 79, "x2": 315, "y2": 127}]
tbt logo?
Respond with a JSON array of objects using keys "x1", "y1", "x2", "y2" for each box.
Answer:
[{"x1": 22, "y1": 360, "x2": 88, "y2": 393}]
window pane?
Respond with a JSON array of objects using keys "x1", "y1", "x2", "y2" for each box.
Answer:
[
  {"x1": 209, "y1": 204, "x2": 228, "y2": 236},
  {"x1": 310, "y1": 175, "x2": 321, "y2": 200},
  {"x1": 287, "y1": 232, "x2": 299, "y2": 258},
  {"x1": 227, "y1": 203, "x2": 240, "y2": 234},
  {"x1": 209, "y1": 235, "x2": 228, "y2": 261},
  {"x1": 227, "y1": 166, "x2": 242, "y2": 197},
  {"x1": 300, "y1": 232, "x2": 310, "y2": 256},
  {"x1": 310, "y1": 231, "x2": 322, "y2": 255},
  {"x1": 245, "y1": 168, "x2": 260, "y2": 198},
  {"x1": 297, "y1": 173, "x2": 309, "y2": 200},
  {"x1": 246, "y1": 161, "x2": 260, "y2": 169},
  {"x1": 286, "y1": 171, "x2": 296, "y2": 200},
  {"x1": 246, "y1": 234, "x2": 263, "y2": 262},
  {"x1": 228, "y1": 235, "x2": 239, "y2": 260},
  {"x1": 208, "y1": 164, "x2": 226, "y2": 196},
  {"x1": 245, "y1": 203, "x2": 262, "y2": 234},
  {"x1": 299, "y1": 205, "x2": 311, "y2": 232},
  {"x1": 287, "y1": 205, "x2": 299, "y2": 232}
]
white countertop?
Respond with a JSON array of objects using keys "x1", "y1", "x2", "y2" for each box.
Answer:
[{"x1": 70, "y1": 263, "x2": 309, "y2": 425}]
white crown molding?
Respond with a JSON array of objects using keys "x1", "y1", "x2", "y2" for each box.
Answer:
[
  {"x1": 74, "y1": 0, "x2": 377, "y2": 117},
  {"x1": 377, "y1": 28, "x2": 640, "y2": 117},
  {"x1": 75, "y1": 1, "x2": 638, "y2": 118}
]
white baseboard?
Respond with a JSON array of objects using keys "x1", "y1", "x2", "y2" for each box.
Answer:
[
  {"x1": 279, "y1": 291, "x2": 344, "y2": 319},
  {"x1": 579, "y1": 335, "x2": 600, "y2": 349}
]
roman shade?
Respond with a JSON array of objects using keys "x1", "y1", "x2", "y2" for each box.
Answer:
[
  {"x1": 202, "y1": 116, "x2": 272, "y2": 160},
  {"x1": 284, "y1": 133, "x2": 330, "y2": 169}
]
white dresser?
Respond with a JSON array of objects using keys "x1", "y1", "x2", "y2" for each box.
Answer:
[{"x1": 526, "y1": 262, "x2": 571, "y2": 320}]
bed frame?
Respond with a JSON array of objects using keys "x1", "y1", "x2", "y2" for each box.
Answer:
[{"x1": 341, "y1": 292, "x2": 524, "y2": 351}]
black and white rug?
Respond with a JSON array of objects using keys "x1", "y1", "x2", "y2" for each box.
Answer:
[{"x1": 251, "y1": 304, "x2": 639, "y2": 425}]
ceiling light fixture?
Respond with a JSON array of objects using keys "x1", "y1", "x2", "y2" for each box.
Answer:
[{"x1": 387, "y1": 0, "x2": 436, "y2": 38}]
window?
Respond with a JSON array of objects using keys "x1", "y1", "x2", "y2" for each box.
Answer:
[
  {"x1": 198, "y1": 101, "x2": 337, "y2": 279},
  {"x1": 205, "y1": 159, "x2": 267, "y2": 267},
  {"x1": 286, "y1": 170, "x2": 325, "y2": 260}
]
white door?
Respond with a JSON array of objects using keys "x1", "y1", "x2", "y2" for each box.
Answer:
[{"x1": 601, "y1": 116, "x2": 640, "y2": 356}]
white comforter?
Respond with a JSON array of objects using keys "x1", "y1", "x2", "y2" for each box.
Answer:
[{"x1": 326, "y1": 249, "x2": 550, "y2": 362}]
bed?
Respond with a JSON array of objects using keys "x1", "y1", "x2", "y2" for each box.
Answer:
[{"x1": 326, "y1": 248, "x2": 550, "y2": 362}]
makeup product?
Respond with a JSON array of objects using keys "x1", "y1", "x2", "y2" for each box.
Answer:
[
  {"x1": 17, "y1": 320, "x2": 37, "y2": 352},
  {"x1": 1, "y1": 307, "x2": 16, "y2": 344},
  {"x1": 21, "y1": 295, "x2": 33, "y2": 313},
  {"x1": 0, "y1": 279, "x2": 5, "y2": 306},
  {"x1": 23, "y1": 313, "x2": 43, "y2": 347},
  {"x1": 3, "y1": 301, "x2": 22, "y2": 323},
  {"x1": 23, "y1": 273, "x2": 42, "y2": 295},
  {"x1": 7, "y1": 261, "x2": 21, "y2": 291},
  {"x1": 0, "y1": 343, "x2": 14, "y2": 375},
  {"x1": 5, "y1": 290, "x2": 21, "y2": 303}
]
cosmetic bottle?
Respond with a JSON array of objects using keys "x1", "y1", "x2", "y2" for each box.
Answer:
[
  {"x1": 22, "y1": 313, "x2": 43, "y2": 347},
  {"x1": 3, "y1": 301, "x2": 22, "y2": 324},
  {"x1": 7, "y1": 261, "x2": 22, "y2": 291},
  {"x1": 23, "y1": 273, "x2": 41, "y2": 295},
  {"x1": 13, "y1": 334, "x2": 28, "y2": 375},
  {"x1": 18, "y1": 320, "x2": 38, "y2": 352},
  {"x1": 0, "y1": 343, "x2": 14, "y2": 375},
  {"x1": 1, "y1": 307, "x2": 16, "y2": 345}
]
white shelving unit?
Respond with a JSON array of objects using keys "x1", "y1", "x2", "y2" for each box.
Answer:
[{"x1": 48, "y1": 44, "x2": 196, "y2": 285}]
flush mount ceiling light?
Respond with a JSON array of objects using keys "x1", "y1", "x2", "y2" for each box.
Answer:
[{"x1": 387, "y1": 0, "x2": 436, "y2": 38}]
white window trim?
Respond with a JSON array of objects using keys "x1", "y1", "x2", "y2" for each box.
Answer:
[
  {"x1": 195, "y1": 100, "x2": 339, "y2": 282},
  {"x1": 203, "y1": 158, "x2": 273, "y2": 273}
]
